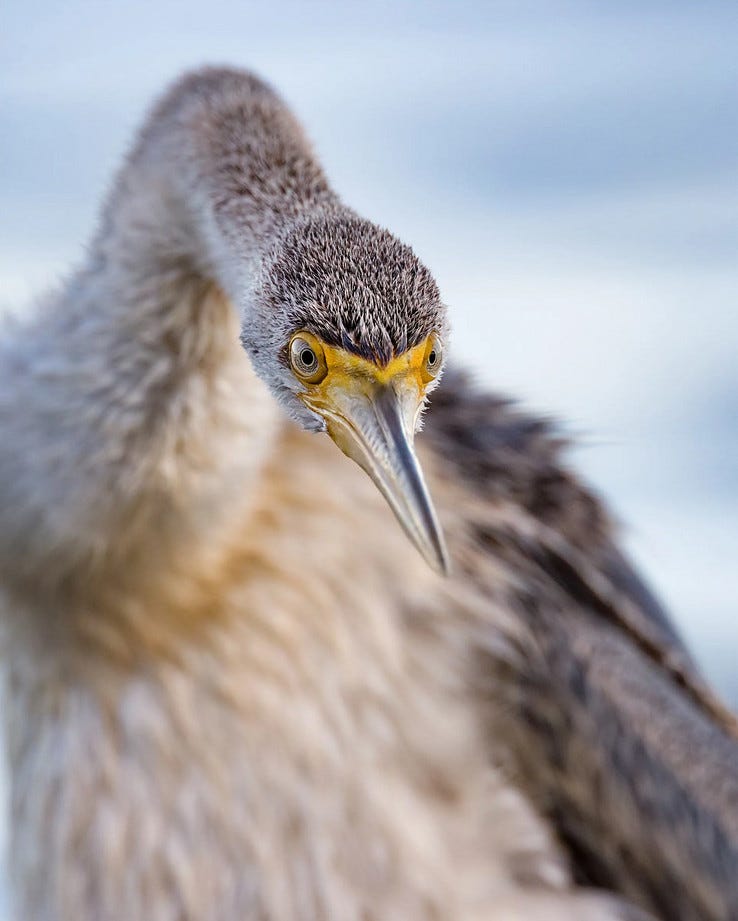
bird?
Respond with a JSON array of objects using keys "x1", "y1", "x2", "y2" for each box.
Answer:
[{"x1": 0, "y1": 65, "x2": 736, "y2": 921}]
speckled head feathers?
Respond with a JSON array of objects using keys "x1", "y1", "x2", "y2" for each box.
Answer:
[{"x1": 257, "y1": 210, "x2": 447, "y2": 367}]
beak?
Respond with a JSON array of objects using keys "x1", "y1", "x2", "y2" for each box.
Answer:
[{"x1": 302, "y1": 380, "x2": 450, "y2": 575}]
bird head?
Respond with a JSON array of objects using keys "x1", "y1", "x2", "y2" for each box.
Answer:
[{"x1": 242, "y1": 211, "x2": 450, "y2": 574}]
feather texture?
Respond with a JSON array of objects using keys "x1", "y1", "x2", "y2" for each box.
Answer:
[
  {"x1": 425, "y1": 373, "x2": 738, "y2": 919},
  {"x1": 0, "y1": 65, "x2": 735, "y2": 921}
]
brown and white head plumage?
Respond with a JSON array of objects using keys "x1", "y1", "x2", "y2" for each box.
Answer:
[{"x1": 243, "y1": 209, "x2": 448, "y2": 428}]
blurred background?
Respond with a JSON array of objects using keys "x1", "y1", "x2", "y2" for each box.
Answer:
[{"x1": 1, "y1": 3, "x2": 736, "y2": 909}]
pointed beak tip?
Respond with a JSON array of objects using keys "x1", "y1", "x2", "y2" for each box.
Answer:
[
  {"x1": 429, "y1": 546, "x2": 452, "y2": 577},
  {"x1": 415, "y1": 524, "x2": 451, "y2": 577}
]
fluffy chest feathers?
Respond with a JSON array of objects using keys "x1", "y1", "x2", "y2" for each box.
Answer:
[{"x1": 1, "y1": 410, "x2": 615, "y2": 921}]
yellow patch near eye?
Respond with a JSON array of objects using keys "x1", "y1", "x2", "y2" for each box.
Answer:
[
  {"x1": 316, "y1": 338, "x2": 436, "y2": 391},
  {"x1": 291, "y1": 333, "x2": 443, "y2": 429}
]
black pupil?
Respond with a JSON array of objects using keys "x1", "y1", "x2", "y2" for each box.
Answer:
[
  {"x1": 428, "y1": 350, "x2": 437, "y2": 365},
  {"x1": 301, "y1": 348, "x2": 315, "y2": 367}
]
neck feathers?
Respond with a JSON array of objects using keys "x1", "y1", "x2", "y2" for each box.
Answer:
[
  {"x1": 0, "y1": 68, "x2": 332, "y2": 589},
  {"x1": 98, "y1": 67, "x2": 339, "y2": 302}
]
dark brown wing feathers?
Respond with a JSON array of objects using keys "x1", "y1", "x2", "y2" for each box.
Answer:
[{"x1": 425, "y1": 371, "x2": 738, "y2": 921}]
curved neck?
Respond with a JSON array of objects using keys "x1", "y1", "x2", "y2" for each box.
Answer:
[
  {"x1": 91, "y1": 67, "x2": 340, "y2": 313},
  {"x1": 0, "y1": 68, "x2": 339, "y2": 588}
]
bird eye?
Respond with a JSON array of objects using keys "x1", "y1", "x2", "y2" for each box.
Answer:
[
  {"x1": 289, "y1": 333, "x2": 328, "y2": 384},
  {"x1": 421, "y1": 335, "x2": 443, "y2": 383}
]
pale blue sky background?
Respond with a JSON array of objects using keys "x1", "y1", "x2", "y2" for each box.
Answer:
[
  {"x1": 1, "y1": 1, "x2": 737, "y2": 913},
  {"x1": 2, "y1": 0, "x2": 737, "y2": 674},
  {"x1": 1, "y1": 0, "x2": 737, "y2": 859}
]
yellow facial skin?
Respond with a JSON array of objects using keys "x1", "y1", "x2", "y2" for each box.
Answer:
[
  {"x1": 289, "y1": 331, "x2": 449, "y2": 574},
  {"x1": 291, "y1": 333, "x2": 441, "y2": 418}
]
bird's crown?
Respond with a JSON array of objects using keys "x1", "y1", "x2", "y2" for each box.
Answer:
[{"x1": 260, "y1": 211, "x2": 446, "y2": 368}]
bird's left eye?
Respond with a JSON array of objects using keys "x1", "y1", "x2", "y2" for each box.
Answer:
[
  {"x1": 289, "y1": 332, "x2": 328, "y2": 384},
  {"x1": 421, "y1": 335, "x2": 444, "y2": 383}
]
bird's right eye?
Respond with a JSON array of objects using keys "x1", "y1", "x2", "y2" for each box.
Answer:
[{"x1": 289, "y1": 332, "x2": 328, "y2": 384}]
